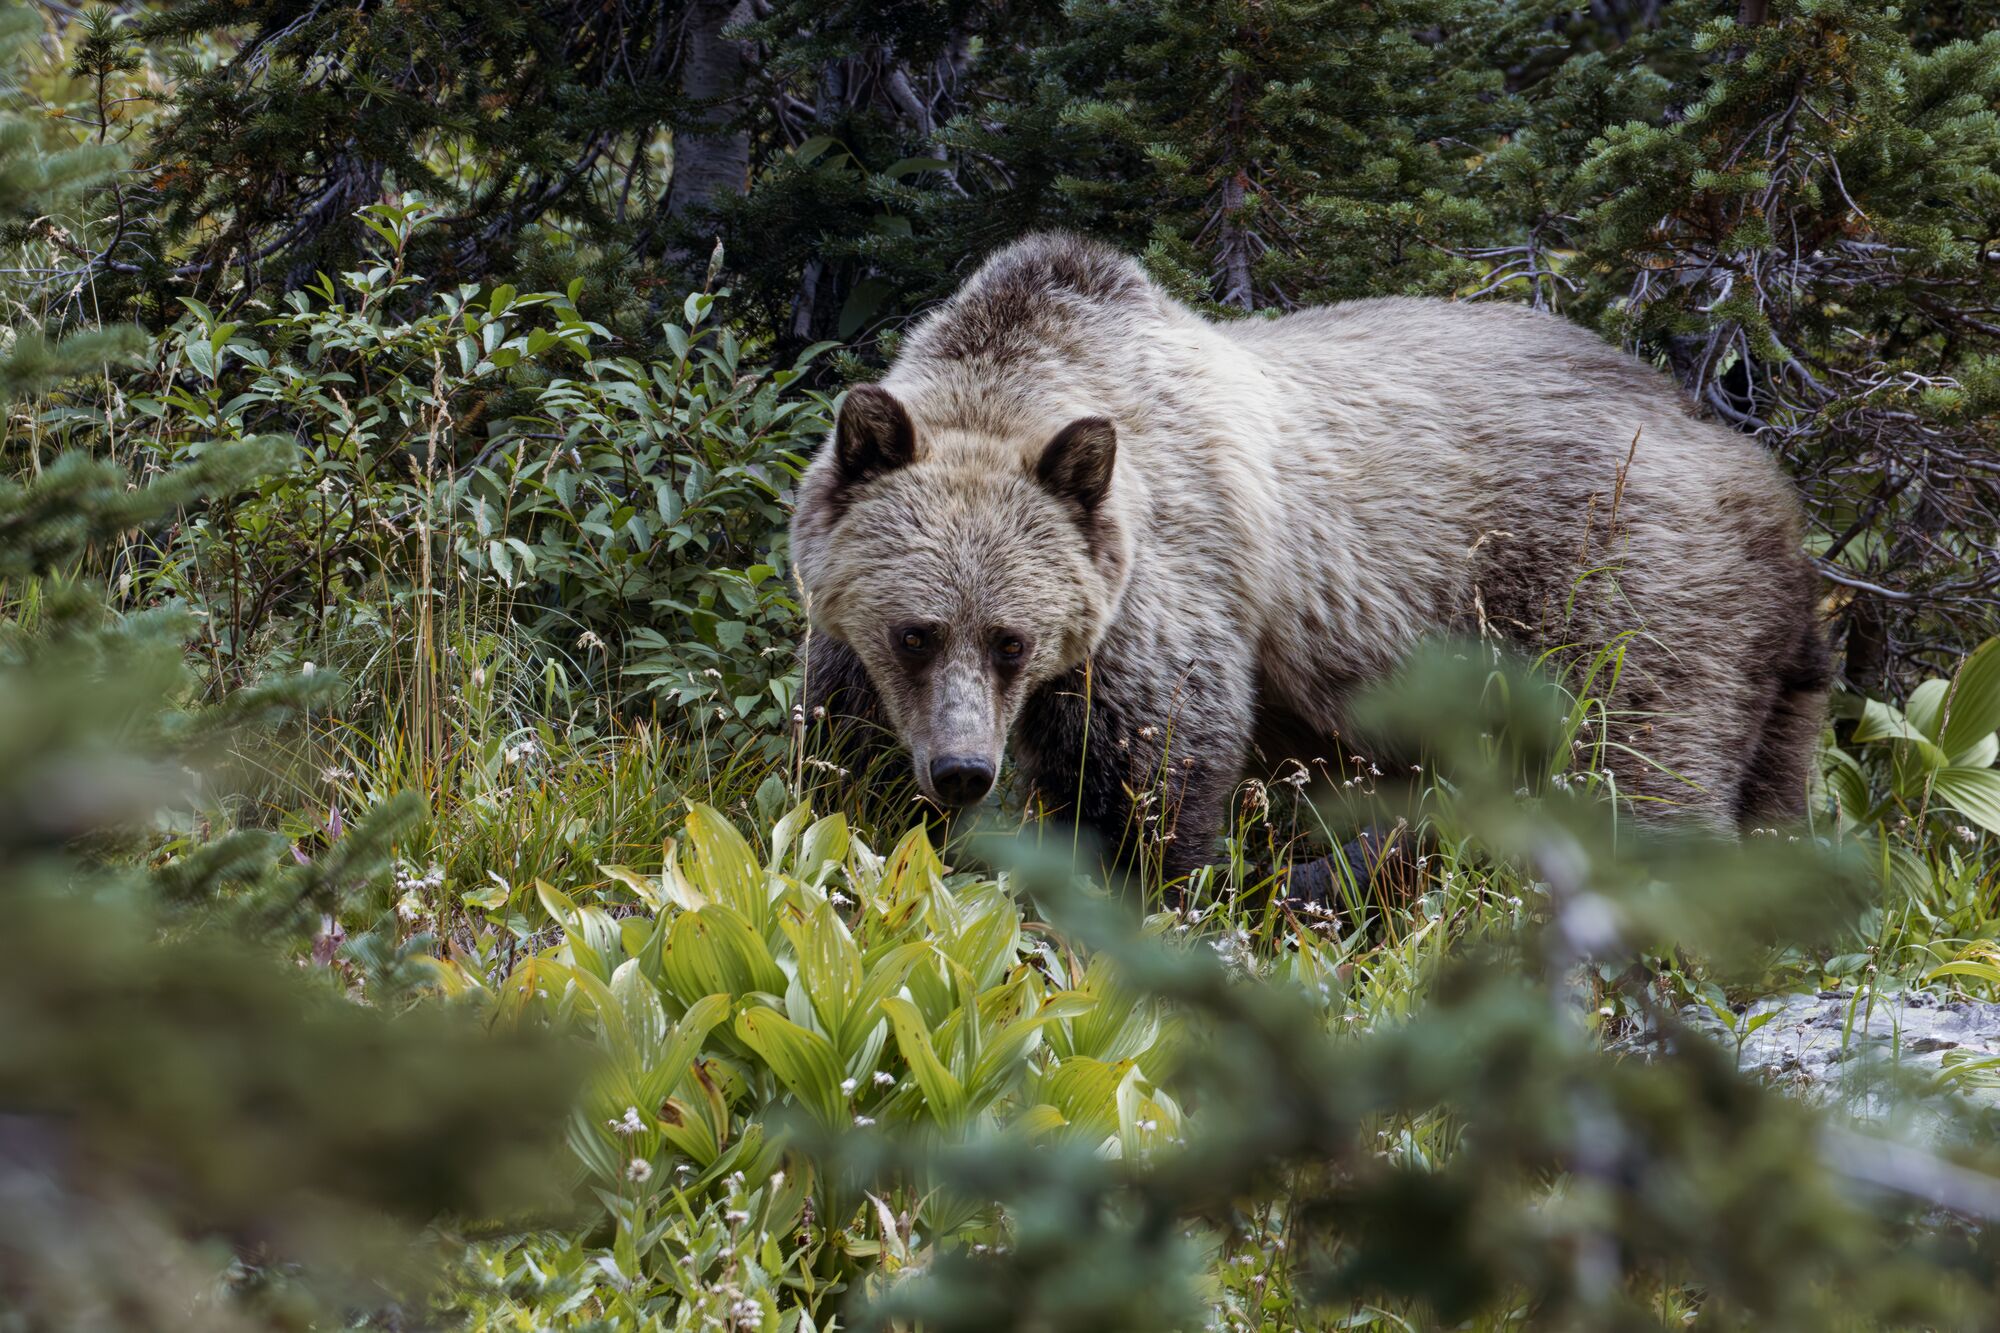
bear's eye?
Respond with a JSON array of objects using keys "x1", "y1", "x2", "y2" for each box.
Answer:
[
  {"x1": 994, "y1": 635, "x2": 1027, "y2": 665},
  {"x1": 896, "y1": 626, "x2": 933, "y2": 656}
]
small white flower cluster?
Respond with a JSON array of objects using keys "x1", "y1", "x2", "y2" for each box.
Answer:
[
  {"x1": 395, "y1": 863, "x2": 444, "y2": 894},
  {"x1": 608, "y1": 1105, "x2": 646, "y2": 1136},
  {"x1": 625, "y1": 1158, "x2": 653, "y2": 1183},
  {"x1": 502, "y1": 737, "x2": 540, "y2": 766},
  {"x1": 1210, "y1": 927, "x2": 1256, "y2": 977}
]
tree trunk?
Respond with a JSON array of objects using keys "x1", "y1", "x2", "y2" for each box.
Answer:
[
  {"x1": 1215, "y1": 77, "x2": 1255, "y2": 310},
  {"x1": 662, "y1": 0, "x2": 754, "y2": 268}
]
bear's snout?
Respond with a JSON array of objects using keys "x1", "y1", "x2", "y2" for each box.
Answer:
[{"x1": 928, "y1": 754, "x2": 996, "y2": 806}]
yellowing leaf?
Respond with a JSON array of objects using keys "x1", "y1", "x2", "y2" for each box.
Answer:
[
  {"x1": 660, "y1": 905, "x2": 787, "y2": 1003},
  {"x1": 598, "y1": 863, "x2": 664, "y2": 910},
  {"x1": 735, "y1": 1006, "x2": 846, "y2": 1128},
  {"x1": 781, "y1": 894, "x2": 863, "y2": 1040},
  {"x1": 881, "y1": 995, "x2": 968, "y2": 1128},
  {"x1": 684, "y1": 804, "x2": 768, "y2": 928}
]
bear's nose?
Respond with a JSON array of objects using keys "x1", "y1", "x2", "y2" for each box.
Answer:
[{"x1": 929, "y1": 755, "x2": 996, "y2": 806}]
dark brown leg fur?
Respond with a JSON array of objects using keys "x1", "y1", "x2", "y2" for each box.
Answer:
[
  {"x1": 1734, "y1": 616, "x2": 1831, "y2": 826},
  {"x1": 801, "y1": 630, "x2": 897, "y2": 779}
]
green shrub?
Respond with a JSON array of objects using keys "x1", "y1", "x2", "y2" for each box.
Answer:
[
  {"x1": 430, "y1": 800, "x2": 1185, "y2": 1326},
  {"x1": 56, "y1": 199, "x2": 825, "y2": 768}
]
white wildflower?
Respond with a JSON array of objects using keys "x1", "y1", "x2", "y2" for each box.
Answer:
[
  {"x1": 609, "y1": 1106, "x2": 646, "y2": 1136},
  {"x1": 625, "y1": 1158, "x2": 653, "y2": 1183},
  {"x1": 840, "y1": 1077, "x2": 858, "y2": 1095}
]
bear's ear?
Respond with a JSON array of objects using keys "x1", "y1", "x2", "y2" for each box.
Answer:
[
  {"x1": 833, "y1": 385, "x2": 917, "y2": 490},
  {"x1": 1035, "y1": 416, "x2": 1117, "y2": 516}
]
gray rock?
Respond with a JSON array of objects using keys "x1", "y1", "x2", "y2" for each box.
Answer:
[{"x1": 1633, "y1": 989, "x2": 2000, "y2": 1121}]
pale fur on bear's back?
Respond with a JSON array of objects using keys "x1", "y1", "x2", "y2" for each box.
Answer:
[{"x1": 795, "y1": 232, "x2": 1826, "y2": 860}]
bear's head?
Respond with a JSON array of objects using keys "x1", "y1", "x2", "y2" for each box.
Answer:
[{"x1": 792, "y1": 384, "x2": 1132, "y2": 808}]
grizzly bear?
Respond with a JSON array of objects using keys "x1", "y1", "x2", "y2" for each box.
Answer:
[{"x1": 790, "y1": 232, "x2": 1826, "y2": 886}]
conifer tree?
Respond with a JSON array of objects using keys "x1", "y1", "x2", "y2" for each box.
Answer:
[
  {"x1": 1494, "y1": 0, "x2": 2000, "y2": 685},
  {"x1": 1042, "y1": 0, "x2": 1514, "y2": 311},
  {"x1": 0, "y1": 2, "x2": 141, "y2": 402}
]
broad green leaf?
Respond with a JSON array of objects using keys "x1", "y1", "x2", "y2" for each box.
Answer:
[
  {"x1": 940, "y1": 893, "x2": 1020, "y2": 996},
  {"x1": 1888, "y1": 733, "x2": 1952, "y2": 789},
  {"x1": 735, "y1": 1006, "x2": 846, "y2": 1128},
  {"x1": 968, "y1": 1006, "x2": 1062, "y2": 1101},
  {"x1": 766, "y1": 797, "x2": 813, "y2": 874},
  {"x1": 658, "y1": 837, "x2": 709, "y2": 911},
  {"x1": 1817, "y1": 746, "x2": 1871, "y2": 827},
  {"x1": 565, "y1": 965, "x2": 624, "y2": 1049},
  {"x1": 1852, "y1": 696, "x2": 1924, "y2": 745},
  {"x1": 839, "y1": 942, "x2": 933, "y2": 1055},
  {"x1": 653, "y1": 993, "x2": 732, "y2": 1104},
  {"x1": 660, "y1": 905, "x2": 787, "y2": 1003},
  {"x1": 781, "y1": 895, "x2": 863, "y2": 1039},
  {"x1": 610, "y1": 958, "x2": 669, "y2": 1056},
  {"x1": 1114, "y1": 1066, "x2": 1183, "y2": 1157},
  {"x1": 837, "y1": 278, "x2": 892, "y2": 339},
  {"x1": 1060, "y1": 955, "x2": 1158, "y2": 1063},
  {"x1": 1933, "y1": 766, "x2": 2000, "y2": 836},
  {"x1": 539, "y1": 880, "x2": 618, "y2": 979},
  {"x1": 1044, "y1": 1057, "x2": 1131, "y2": 1143},
  {"x1": 795, "y1": 814, "x2": 850, "y2": 884},
  {"x1": 1938, "y1": 636, "x2": 2000, "y2": 762},
  {"x1": 1008, "y1": 1104, "x2": 1069, "y2": 1141},
  {"x1": 874, "y1": 826, "x2": 944, "y2": 928},
  {"x1": 880, "y1": 996, "x2": 968, "y2": 1128},
  {"x1": 1924, "y1": 960, "x2": 2000, "y2": 987},
  {"x1": 684, "y1": 804, "x2": 769, "y2": 929},
  {"x1": 1905, "y1": 678, "x2": 1950, "y2": 742}
]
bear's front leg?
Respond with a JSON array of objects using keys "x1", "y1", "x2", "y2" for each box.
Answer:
[
  {"x1": 799, "y1": 630, "x2": 894, "y2": 778},
  {"x1": 1014, "y1": 646, "x2": 1253, "y2": 897}
]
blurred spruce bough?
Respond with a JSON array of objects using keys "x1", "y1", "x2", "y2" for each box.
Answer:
[
  {"x1": 1, "y1": 20, "x2": 574, "y2": 1330},
  {"x1": 840, "y1": 648, "x2": 2000, "y2": 1332},
  {"x1": 0, "y1": 449, "x2": 579, "y2": 1327}
]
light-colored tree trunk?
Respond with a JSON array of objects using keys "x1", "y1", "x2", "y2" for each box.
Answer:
[{"x1": 663, "y1": 0, "x2": 755, "y2": 265}]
